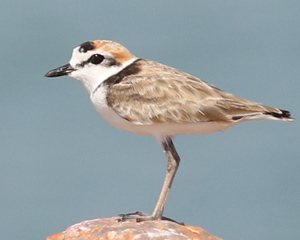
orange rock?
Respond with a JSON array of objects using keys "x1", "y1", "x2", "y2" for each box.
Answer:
[{"x1": 47, "y1": 217, "x2": 222, "y2": 240}]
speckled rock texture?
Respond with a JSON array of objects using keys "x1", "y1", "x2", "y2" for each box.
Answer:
[{"x1": 47, "y1": 217, "x2": 222, "y2": 240}]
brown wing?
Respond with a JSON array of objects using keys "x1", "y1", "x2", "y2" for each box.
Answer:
[{"x1": 106, "y1": 59, "x2": 284, "y2": 125}]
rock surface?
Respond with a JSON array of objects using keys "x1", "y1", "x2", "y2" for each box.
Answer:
[{"x1": 47, "y1": 217, "x2": 222, "y2": 240}]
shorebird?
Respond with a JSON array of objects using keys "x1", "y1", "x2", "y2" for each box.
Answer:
[{"x1": 45, "y1": 40, "x2": 293, "y2": 221}]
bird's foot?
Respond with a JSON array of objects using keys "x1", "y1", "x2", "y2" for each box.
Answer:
[
  {"x1": 117, "y1": 211, "x2": 184, "y2": 225},
  {"x1": 118, "y1": 211, "x2": 155, "y2": 222}
]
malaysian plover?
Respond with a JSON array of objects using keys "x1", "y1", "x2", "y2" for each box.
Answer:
[{"x1": 45, "y1": 40, "x2": 293, "y2": 221}]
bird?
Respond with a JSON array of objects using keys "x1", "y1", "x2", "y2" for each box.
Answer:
[{"x1": 45, "y1": 40, "x2": 293, "y2": 222}]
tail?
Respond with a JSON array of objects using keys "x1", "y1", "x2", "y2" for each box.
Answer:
[
  {"x1": 265, "y1": 109, "x2": 294, "y2": 122},
  {"x1": 231, "y1": 108, "x2": 294, "y2": 122}
]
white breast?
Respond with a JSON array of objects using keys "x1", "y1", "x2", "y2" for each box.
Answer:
[{"x1": 90, "y1": 85, "x2": 148, "y2": 133}]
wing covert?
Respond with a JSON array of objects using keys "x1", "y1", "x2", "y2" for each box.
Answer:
[{"x1": 105, "y1": 59, "x2": 279, "y2": 125}]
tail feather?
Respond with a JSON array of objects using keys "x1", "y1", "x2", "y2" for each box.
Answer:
[
  {"x1": 231, "y1": 108, "x2": 294, "y2": 122},
  {"x1": 265, "y1": 109, "x2": 294, "y2": 121}
]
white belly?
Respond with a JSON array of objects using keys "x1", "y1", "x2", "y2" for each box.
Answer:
[{"x1": 90, "y1": 85, "x2": 237, "y2": 142}]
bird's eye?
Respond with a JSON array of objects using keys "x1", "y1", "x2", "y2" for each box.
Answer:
[{"x1": 89, "y1": 54, "x2": 104, "y2": 65}]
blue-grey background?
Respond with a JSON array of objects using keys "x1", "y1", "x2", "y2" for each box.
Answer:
[{"x1": 1, "y1": 1, "x2": 299, "y2": 240}]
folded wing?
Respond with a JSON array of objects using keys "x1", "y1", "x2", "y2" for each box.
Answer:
[{"x1": 106, "y1": 60, "x2": 293, "y2": 125}]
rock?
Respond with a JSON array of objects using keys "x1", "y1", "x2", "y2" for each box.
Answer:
[{"x1": 47, "y1": 216, "x2": 222, "y2": 240}]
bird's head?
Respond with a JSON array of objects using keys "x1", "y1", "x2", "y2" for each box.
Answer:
[{"x1": 45, "y1": 40, "x2": 137, "y2": 93}]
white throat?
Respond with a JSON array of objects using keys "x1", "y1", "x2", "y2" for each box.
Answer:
[
  {"x1": 68, "y1": 47, "x2": 138, "y2": 94},
  {"x1": 69, "y1": 64, "x2": 124, "y2": 94}
]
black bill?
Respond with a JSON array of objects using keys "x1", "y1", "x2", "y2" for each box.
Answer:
[{"x1": 45, "y1": 63, "x2": 75, "y2": 78}]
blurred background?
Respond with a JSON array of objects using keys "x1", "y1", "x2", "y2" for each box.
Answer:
[{"x1": 1, "y1": 1, "x2": 299, "y2": 240}]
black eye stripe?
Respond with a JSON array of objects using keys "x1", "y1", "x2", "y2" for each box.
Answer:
[{"x1": 76, "y1": 54, "x2": 120, "y2": 68}]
